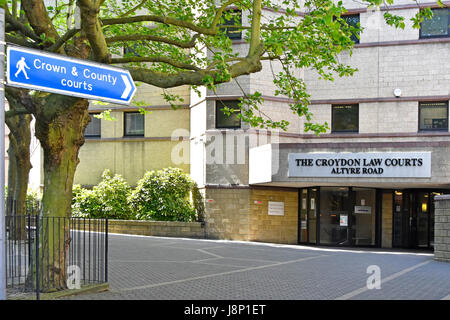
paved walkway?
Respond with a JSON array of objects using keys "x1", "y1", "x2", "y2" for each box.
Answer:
[{"x1": 66, "y1": 233, "x2": 450, "y2": 300}]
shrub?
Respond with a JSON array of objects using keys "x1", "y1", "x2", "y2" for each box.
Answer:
[
  {"x1": 129, "y1": 167, "x2": 197, "y2": 222},
  {"x1": 72, "y1": 169, "x2": 133, "y2": 219},
  {"x1": 192, "y1": 182, "x2": 205, "y2": 222}
]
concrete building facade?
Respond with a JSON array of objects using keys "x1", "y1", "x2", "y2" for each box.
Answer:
[
  {"x1": 190, "y1": 1, "x2": 450, "y2": 249},
  {"x1": 29, "y1": 83, "x2": 191, "y2": 189},
  {"x1": 74, "y1": 84, "x2": 191, "y2": 187}
]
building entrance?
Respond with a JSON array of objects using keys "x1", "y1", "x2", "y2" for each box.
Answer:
[
  {"x1": 299, "y1": 187, "x2": 376, "y2": 247},
  {"x1": 299, "y1": 187, "x2": 445, "y2": 249},
  {"x1": 393, "y1": 190, "x2": 442, "y2": 249}
]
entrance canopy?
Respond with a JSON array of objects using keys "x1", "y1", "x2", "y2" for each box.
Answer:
[{"x1": 249, "y1": 143, "x2": 450, "y2": 190}]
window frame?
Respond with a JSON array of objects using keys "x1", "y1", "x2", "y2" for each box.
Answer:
[
  {"x1": 418, "y1": 101, "x2": 449, "y2": 132},
  {"x1": 215, "y1": 100, "x2": 242, "y2": 129},
  {"x1": 340, "y1": 13, "x2": 360, "y2": 44},
  {"x1": 123, "y1": 111, "x2": 145, "y2": 137},
  {"x1": 84, "y1": 113, "x2": 101, "y2": 138},
  {"x1": 331, "y1": 104, "x2": 359, "y2": 133},
  {"x1": 221, "y1": 9, "x2": 243, "y2": 40},
  {"x1": 419, "y1": 7, "x2": 450, "y2": 39}
]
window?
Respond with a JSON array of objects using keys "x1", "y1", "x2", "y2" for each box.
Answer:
[
  {"x1": 420, "y1": 8, "x2": 450, "y2": 38},
  {"x1": 419, "y1": 101, "x2": 448, "y2": 131},
  {"x1": 221, "y1": 10, "x2": 242, "y2": 40},
  {"x1": 332, "y1": 104, "x2": 359, "y2": 133},
  {"x1": 341, "y1": 14, "x2": 360, "y2": 44},
  {"x1": 84, "y1": 113, "x2": 101, "y2": 137},
  {"x1": 123, "y1": 44, "x2": 141, "y2": 57},
  {"x1": 124, "y1": 112, "x2": 145, "y2": 136},
  {"x1": 216, "y1": 100, "x2": 241, "y2": 129}
]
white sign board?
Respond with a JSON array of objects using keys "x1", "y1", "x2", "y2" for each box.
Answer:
[
  {"x1": 340, "y1": 215, "x2": 348, "y2": 227},
  {"x1": 355, "y1": 206, "x2": 372, "y2": 214},
  {"x1": 301, "y1": 220, "x2": 307, "y2": 230},
  {"x1": 268, "y1": 201, "x2": 284, "y2": 216},
  {"x1": 288, "y1": 152, "x2": 431, "y2": 178}
]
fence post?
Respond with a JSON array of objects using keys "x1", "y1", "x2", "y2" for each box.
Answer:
[
  {"x1": 0, "y1": 7, "x2": 7, "y2": 300},
  {"x1": 35, "y1": 217, "x2": 40, "y2": 300},
  {"x1": 105, "y1": 218, "x2": 108, "y2": 283}
]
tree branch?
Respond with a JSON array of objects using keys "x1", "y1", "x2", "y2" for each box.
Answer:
[
  {"x1": 46, "y1": 28, "x2": 81, "y2": 52},
  {"x1": 102, "y1": 15, "x2": 217, "y2": 36},
  {"x1": 5, "y1": 109, "x2": 32, "y2": 119},
  {"x1": 119, "y1": 0, "x2": 148, "y2": 18},
  {"x1": 211, "y1": 0, "x2": 242, "y2": 27},
  {"x1": 5, "y1": 34, "x2": 40, "y2": 48},
  {"x1": 78, "y1": 0, "x2": 110, "y2": 62},
  {"x1": 5, "y1": 87, "x2": 37, "y2": 116},
  {"x1": 5, "y1": 12, "x2": 41, "y2": 42},
  {"x1": 105, "y1": 33, "x2": 199, "y2": 49},
  {"x1": 248, "y1": 0, "x2": 262, "y2": 57},
  {"x1": 111, "y1": 56, "x2": 201, "y2": 71},
  {"x1": 22, "y1": 0, "x2": 60, "y2": 42},
  {"x1": 128, "y1": 49, "x2": 264, "y2": 88}
]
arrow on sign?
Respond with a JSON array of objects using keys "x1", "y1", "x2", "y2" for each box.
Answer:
[
  {"x1": 121, "y1": 75, "x2": 132, "y2": 99},
  {"x1": 6, "y1": 46, "x2": 137, "y2": 105}
]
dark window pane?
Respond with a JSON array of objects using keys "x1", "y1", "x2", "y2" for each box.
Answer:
[
  {"x1": 85, "y1": 114, "x2": 101, "y2": 137},
  {"x1": 216, "y1": 100, "x2": 241, "y2": 129},
  {"x1": 419, "y1": 102, "x2": 448, "y2": 131},
  {"x1": 421, "y1": 8, "x2": 449, "y2": 38},
  {"x1": 341, "y1": 14, "x2": 360, "y2": 44},
  {"x1": 124, "y1": 112, "x2": 145, "y2": 136},
  {"x1": 221, "y1": 10, "x2": 242, "y2": 40},
  {"x1": 124, "y1": 44, "x2": 141, "y2": 57},
  {"x1": 332, "y1": 104, "x2": 359, "y2": 133}
]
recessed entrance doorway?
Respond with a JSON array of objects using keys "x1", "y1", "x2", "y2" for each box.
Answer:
[{"x1": 298, "y1": 187, "x2": 445, "y2": 249}]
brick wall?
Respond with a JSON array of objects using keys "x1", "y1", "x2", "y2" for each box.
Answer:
[
  {"x1": 249, "y1": 188, "x2": 298, "y2": 244},
  {"x1": 108, "y1": 220, "x2": 205, "y2": 239},
  {"x1": 434, "y1": 195, "x2": 450, "y2": 262},
  {"x1": 204, "y1": 188, "x2": 250, "y2": 240},
  {"x1": 203, "y1": 187, "x2": 299, "y2": 244}
]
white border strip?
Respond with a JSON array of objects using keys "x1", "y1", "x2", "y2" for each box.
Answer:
[{"x1": 107, "y1": 232, "x2": 434, "y2": 257}]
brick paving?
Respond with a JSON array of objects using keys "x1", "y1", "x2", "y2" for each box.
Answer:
[{"x1": 64, "y1": 233, "x2": 450, "y2": 300}]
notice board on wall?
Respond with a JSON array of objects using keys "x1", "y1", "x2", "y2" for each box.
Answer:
[{"x1": 268, "y1": 201, "x2": 284, "y2": 216}]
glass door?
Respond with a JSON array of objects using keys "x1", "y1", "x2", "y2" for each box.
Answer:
[
  {"x1": 393, "y1": 191, "x2": 411, "y2": 248},
  {"x1": 393, "y1": 190, "x2": 435, "y2": 249},
  {"x1": 319, "y1": 187, "x2": 350, "y2": 245},
  {"x1": 308, "y1": 188, "x2": 318, "y2": 244},
  {"x1": 298, "y1": 189, "x2": 308, "y2": 243},
  {"x1": 416, "y1": 192, "x2": 429, "y2": 248},
  {"x1": 352, "y1": 188, "x2": 376, "y2": 246}
]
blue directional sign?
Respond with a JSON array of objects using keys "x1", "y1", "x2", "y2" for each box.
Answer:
[{"x1": 6, "y1": 46, "x2": 136, "y2": 105}]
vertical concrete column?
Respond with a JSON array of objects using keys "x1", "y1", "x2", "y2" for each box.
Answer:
[{"x1": 434, "y1": 195, "x2": 450, "y2": 262}]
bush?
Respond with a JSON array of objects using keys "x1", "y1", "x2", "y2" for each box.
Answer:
[
  {"x1": 192, "y1": 183, "x2": 205, "y2": 222},
  {"x1": 129, "y1": 168, "x2": 197, "y2": 222},
  {"x1": 72, "y1": 170, "x2": 133, "y2": 219}
]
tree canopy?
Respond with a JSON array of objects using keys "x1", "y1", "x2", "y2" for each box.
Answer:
[{"x1": 2, "y1": 0, "x2": 438, "y2": 132}]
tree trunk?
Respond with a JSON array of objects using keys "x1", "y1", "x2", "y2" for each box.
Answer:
[
  {"x1": 6, "y1": 136, "x2": 17, "y2": 215},
  {"x1": 34, "y1": 97, "x2": 90, "y2": 291},
  {"x1": 6, "y1": 114, "x2": 32, "y2": 241}
]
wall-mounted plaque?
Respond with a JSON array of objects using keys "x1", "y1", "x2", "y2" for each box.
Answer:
[{"x1": 268, "y1": 201, "x2": 284, "y2": 216}]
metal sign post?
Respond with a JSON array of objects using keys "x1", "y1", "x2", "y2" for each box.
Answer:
[{"x1": 0, "y1": 7, "x2": 7, "y2": 301}]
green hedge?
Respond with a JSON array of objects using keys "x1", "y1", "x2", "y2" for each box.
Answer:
[
  {"x1": 72, "y1": 168, "x2": 203, "y2": 222},
  {"x1": 72, "y1": 170, "x2": 133, "y2": 220}
]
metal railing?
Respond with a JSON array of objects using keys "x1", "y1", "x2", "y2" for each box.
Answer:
[{"x1": 5, "y1": 214, "x2": 108, "y2": 299}]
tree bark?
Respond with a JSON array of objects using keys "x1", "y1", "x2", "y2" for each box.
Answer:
[
  {"x1": 6, "y1": 137, "x2": 17, "y2": 215},
  {"x1": 33, "y1": 96, "x2": 90, "y2": 290},
  {"x1": 6, "y1": 113, "x2": 32, "y2": 240}
]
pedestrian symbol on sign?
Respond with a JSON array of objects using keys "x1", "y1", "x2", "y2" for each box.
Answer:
[{"x1": 14, "y1": 57, "x2": 30, "y2": 79}]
